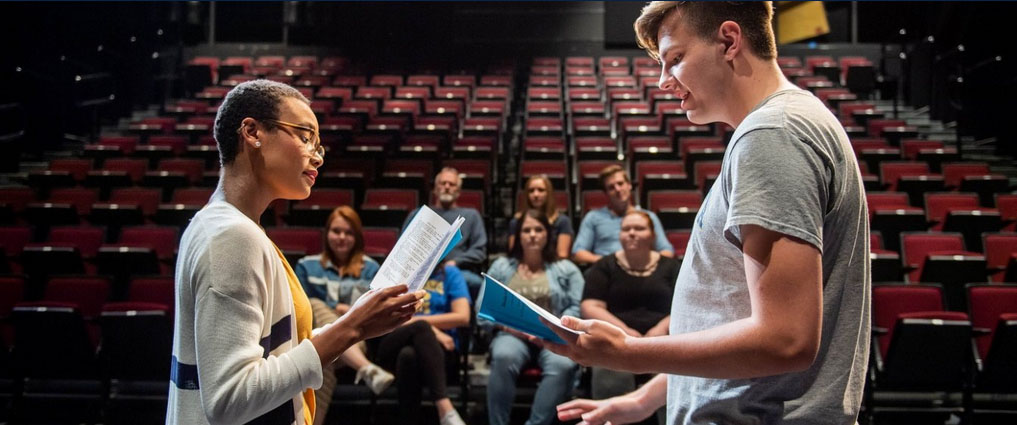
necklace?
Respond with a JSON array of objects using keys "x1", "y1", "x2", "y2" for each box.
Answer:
[{"x1": 617, "y1": 251, "x2": 660, "y2": 277}]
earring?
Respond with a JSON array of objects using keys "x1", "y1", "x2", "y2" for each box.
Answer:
[{"x1": 254, "y1": 141, "x2": 261, "y2": 148}]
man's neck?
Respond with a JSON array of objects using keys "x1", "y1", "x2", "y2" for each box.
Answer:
[
  {"x1": 435, "y1": 202, "x2": 456, "y2": 210},
  {"x1": 608, "y1": 201, "x2": 631, "y2": 216},
  {"x1": 728, "y1": 57, "x2": 792, "y2": 128}
]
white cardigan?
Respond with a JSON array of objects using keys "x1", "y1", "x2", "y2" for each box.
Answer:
[{"x1": 168, "y1": 201, "x2": 323, "y2": 425}]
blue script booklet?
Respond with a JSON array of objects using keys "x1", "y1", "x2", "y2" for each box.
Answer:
[{"x1": 476, "y1": 273, "x2": 582, "y2": 344}]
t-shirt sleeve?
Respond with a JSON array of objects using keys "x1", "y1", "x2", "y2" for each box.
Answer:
[
  {"x1": 556, "y1": 215, "x2": 574, "y2": 236},
  {"x1": 572, "y1": 212, "x2": 595, "y2": 254},
  {"x1": 507, "y1": 217, "x2": 519, "y2": 238},
  {"x1": 648, "y1": 212, "x2": 674, "y2": 252},
  {"x1": 581, "y1": 257, "x2": 610, "y2": 302},
  {"x1": 723, "y1": 128, "x2": 829, "y2": 251},
  {"x1": 443, "y1": 265, "x2": 472, "y2": 306}
]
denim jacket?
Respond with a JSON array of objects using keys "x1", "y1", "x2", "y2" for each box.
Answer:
[
  {"x1": 484, "y1": 256, "x2": 584, "y2": 319},
  {"x1": 294, "y1": 254, "x2": 379, "y2": 308}
]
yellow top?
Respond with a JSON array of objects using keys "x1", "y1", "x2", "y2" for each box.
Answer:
[{"x1": 273, "y1": 244, "x2": 315, "y2": 425}]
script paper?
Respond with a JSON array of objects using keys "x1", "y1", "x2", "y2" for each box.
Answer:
[
  {"x1": 476, "y1": 273, "x2": 582, "y2": 344},
  {"x1": 370, "y1": 205, "x2": 464, "y2": 292}
]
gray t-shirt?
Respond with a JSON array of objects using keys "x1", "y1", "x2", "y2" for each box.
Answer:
[{"x1": 667, "y1": 88, "x2": 870, "y2": 425}]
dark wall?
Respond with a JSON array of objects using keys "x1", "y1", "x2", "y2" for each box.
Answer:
[
  {"x1": 2, "y1": 2, "x2": 1015, "y2": 153},
  {"x1": 0, "y1": 2, "x2": 181, "y2": 147},
  {"x1": 857, "y1": 2, "x2": 1016, "y2": 152}
]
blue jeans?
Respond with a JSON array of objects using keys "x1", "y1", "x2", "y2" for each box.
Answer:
[{"x1": 487, "y1": 332, "x2": 578, "y2": 425}]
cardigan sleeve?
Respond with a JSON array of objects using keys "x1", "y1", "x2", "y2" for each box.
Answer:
[{"x1": 193, "y1": 224, "x2": 322, "y2": 424}]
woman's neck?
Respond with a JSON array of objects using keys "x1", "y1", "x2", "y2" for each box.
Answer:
[
  {"x1": 215, "y1": 165, "x2": 272, "y2": 225},
  {"x1": 622, "y1": 248, "x2": 654, "y2": 271},
  {"x1": 334, "y1": 252, "x2": 351, "y2": 267},
  {"x1": 521, "y1": 250, "x2": 544, "y2": 270}
]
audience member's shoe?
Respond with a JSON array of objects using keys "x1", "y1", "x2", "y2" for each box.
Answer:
[
  {"x1": 439, "y1": 409, "x2": 467, "y2": 425},
  {"x1": 355, "y1": 364, "x2": 394, "y2": 395}
]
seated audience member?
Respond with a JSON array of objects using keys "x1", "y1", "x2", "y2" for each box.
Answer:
[
  {"x1": 581, "y1": 210, "x2": 680, "y2": 424},
  {"x1": 403, "y1": 166, "x2": 487, "y2": 294},
  {"x1": 484, "y1": 209, "x2": 584, "y2": 425},
  {"x1": 508, "y1": 175, "x2": 573, "y2": 259},
  {"x1": 369, "y1": 264, "x2": 471, "y2": 425},
  {"x1": 294, "y1": 206, "x2": 395, "y2": 424},
  {"x1": 572, "y1": 165, "x2": 673, "y2": 265}
]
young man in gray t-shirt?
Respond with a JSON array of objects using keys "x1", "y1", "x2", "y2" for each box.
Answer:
[{"x1": 531, "y1": 2, "x2": 870, "y2": 424}]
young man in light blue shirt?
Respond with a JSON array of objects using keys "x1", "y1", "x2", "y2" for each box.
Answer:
[{"x1": 572, "y1": 164, "x2": 674, "y2": 265}]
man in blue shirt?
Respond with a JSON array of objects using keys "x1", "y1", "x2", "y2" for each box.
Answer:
[{"x1": 572, "y1": 165, "x2": 674, "y2": 264}]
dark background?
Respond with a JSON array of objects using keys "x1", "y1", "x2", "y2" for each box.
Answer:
[{"x1": 1, "y1": 2, "x2": 1015, "y2": 155}]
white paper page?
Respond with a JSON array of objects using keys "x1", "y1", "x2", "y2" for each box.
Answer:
[
  {"x1": 408, "y1": 215, "x2": 465, "y2": 291},
  {"x1": 370, "y1": 205, "x2": 451, "y2": 290}
]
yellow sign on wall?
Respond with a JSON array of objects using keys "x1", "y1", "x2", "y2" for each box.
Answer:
[{"x1": 776, "y1": 1, "x2": 830, "y2": 44}]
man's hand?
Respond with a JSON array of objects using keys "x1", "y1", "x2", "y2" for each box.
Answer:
[
  {"x1": 344, "y1": 284, "x2": 425, "y2": 340},
  {"x1": 622, "y1": 326, "x2": 643, "y2": 338},
  {"x1": 334, "y1": 303, "x2": 350, "y2": 316},
  {"x1": 557, "y1": 394, "x2": 655, "y2": 425},
  {"x1": 535, "y1": 316, "x2": 633, "y2": 371}
]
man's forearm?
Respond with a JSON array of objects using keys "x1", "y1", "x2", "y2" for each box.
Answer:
[
  {"x1": 622, "y1": 317, "x2": 816, "y2": 379},
  {"x1": 634, "y1": 374, "x2": 668, "y2": 412},
  {"x1": 572, "y1": 250, "x2": 601, "y2": 264}
]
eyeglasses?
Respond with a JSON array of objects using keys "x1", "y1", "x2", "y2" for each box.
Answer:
[{"x1": 262, "y1": 118, "x2": 324, "y2": 158}]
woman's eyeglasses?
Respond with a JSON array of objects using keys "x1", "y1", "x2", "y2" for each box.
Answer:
[{"x1": 261, "y1": 118, "x2": 324, "y2": 158}]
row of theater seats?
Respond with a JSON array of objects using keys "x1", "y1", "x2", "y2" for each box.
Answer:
[
  {"x1": 2, "y1": 276, "x2": 1014, "y2": 423},
  {"x1": 871, "y1": 231, "x2": 1017, "y2": 309},
  {"x1": 867, "y1": 282, "x2": 1017, "y2": 423},
  {"x1": 0, "y1": 274, "x2": 173, "y2": 423}
]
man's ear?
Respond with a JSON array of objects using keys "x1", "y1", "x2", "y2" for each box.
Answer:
[{"x1": 718, "y1": 20, "x2": 742, "y2": 61}]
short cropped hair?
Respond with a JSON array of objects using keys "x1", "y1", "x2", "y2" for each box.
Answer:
[
  {"x1": 598, "y1": 164, "x2": 630, "y2": 191},
  {"x1": 634, "y1": 1, "x2": 776, "y2": 62},
  {"x1": 213, "y1": 79, "x2": 309, "y2": 166}
]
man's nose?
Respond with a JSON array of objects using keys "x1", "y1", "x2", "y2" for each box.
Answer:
[{"x1": 659, "y1": 70, "x2": 676, "y2": 91}]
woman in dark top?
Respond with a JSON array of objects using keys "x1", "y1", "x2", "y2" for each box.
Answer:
[
  {"x1": 581, "y1": 209, "x2": 679, "y2": 421},
  {"x1": 508, "y1": 175, "x2": 573, "y2": 259}
]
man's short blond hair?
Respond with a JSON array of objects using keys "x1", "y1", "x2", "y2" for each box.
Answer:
[
  {"x1": 599, "y1": 164, "x2": 630, "y2": 191},
  {"x1": 634, "y1": 1, "x2": 776, "y2": 62}
]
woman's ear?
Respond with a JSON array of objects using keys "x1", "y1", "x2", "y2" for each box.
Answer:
[{"x1": 237, "y1": 118, "x2": 261, "y2": 149}]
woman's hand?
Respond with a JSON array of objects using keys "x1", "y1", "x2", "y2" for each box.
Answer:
[
  {"x1": 433, "y1": 326, "x2": 456, "y2": 351},
  {"x1": 344, "y1": 285, "x2": 425, "y2": 340},
  {"x1": 334, "y1": 303, "x2": 350, "y2": 316}
]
